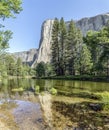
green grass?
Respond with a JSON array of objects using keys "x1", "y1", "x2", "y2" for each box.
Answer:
[
  {"x1": 94, "y1": 91, "x2": 109, "y2": 111},
  {"x1": 35, "y1": 85, "x2": 40, "y2": 94}
]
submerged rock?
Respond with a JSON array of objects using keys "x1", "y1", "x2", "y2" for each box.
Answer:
[{"x1": 89, "y1": 103, "x2": 102, "y2": 111}]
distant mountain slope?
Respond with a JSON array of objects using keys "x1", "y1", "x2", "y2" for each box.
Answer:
[{"x1": 12, "y1": 49, "x2": 38, "y2": 67}]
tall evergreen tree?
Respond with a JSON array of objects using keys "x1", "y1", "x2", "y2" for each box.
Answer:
[
  {"x1": 51, "y1": 18, "x2": 60, "y2": 75},
  {"x1": 59, "y1": 17, "x2": 67, "y2": 75},
  {"x1": 74, "y1": 29, "x2": 83, "y2": 74},
  {"x1": 16, "y1": 58, "x2": 22, "y2": 76},
  {"x1": 83, "y1": 30, "x2": 100, "y2": 73},
  {"x1": 5, "y1": 55, "x2": 16, "y2": 76},
  {"x1": 66, "y1": 20, "x2": 82, "y2": 75},
  {"x1": 79, "y1": 44, "x2": 93, "y2": 74},
  {"x1": 36, "y1": 62, "x2": 45, "y2": 77},
  {"x1": 97, "y1": 23, "x2": 109, "y2": 76}
]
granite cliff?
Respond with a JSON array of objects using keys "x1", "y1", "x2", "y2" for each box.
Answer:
[
  {"x1": 12, "y1": 49, "x2": 38, "y2": 67},
  {"x1": 37, "y1": 20, "x2": 54, "y2": 63},
  {"x1": 13, "y1": 13, "x2": 109, "y2": 67},
  {"x1": 75, "y1": 13, "x2": 109, "y2": 35}
]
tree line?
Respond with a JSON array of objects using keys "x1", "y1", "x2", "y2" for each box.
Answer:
[
  {"x1": 0, "y1": 55, "x2": 36, "y2": 78},
  {"x1": 36, "y1": 18, "x2": 109, "y2": 77}
]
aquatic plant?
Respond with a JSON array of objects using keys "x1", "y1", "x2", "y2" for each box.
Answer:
[
  {"x1": 35, "y1": 85, "x2": 40, "y2": 94},
  {"x1": 49, "y1": 87, "x2": 57, "y2": 95},
  {"x1": 11, "y1": 87, "x2": 24, "y2": 92}
]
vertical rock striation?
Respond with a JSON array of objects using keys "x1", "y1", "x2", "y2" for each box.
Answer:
[
  {"x1": 75, "y1": 13, "x2": 109, "y2": 35},
  {"x1": 37, "y1": 20, "x2": 54, "y2": 63}
]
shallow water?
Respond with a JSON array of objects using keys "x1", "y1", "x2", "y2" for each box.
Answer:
[{"x1": 0, "y1": 78, "x2": 109, "y2": 129}]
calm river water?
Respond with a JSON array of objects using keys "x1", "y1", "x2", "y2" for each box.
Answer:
[{"x1": 0, "y1": 78, "x2": 109, "y2": 130}]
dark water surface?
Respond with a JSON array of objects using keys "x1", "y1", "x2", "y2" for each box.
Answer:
[{"x1": 0, "y1": 78, "x2": 109, "y2": 130}]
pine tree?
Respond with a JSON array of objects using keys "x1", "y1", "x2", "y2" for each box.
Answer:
[
  {"x1": 16, "y1": 58, "x2": 22, "y2": 76},
  {"x1": 74, "y1": 29, "x2": 83, "y2": 74},
  {"x1": 79, "y1": 44, "x2": 93, "y2": 74},
  {"x1": 51, "y1": 18, "x2": 60, "y2": 75},
  {"x1": 59, "y1": 17, "x2": 67, "y2": 75},
  {"x1": 66, "y1": 20, "x2": 82, "y2": 75}
]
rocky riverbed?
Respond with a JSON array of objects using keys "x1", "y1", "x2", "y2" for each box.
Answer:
[{"x1": 0, "y1": 91, "x2": 109, "y2": 130}]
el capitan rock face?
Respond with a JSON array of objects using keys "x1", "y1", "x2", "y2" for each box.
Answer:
[
  {"x1": 13, "y1": 13, "x2": 109, "y2": 67},
  {"x1": 37, "y1": 19, "x2": 54, "y2": 63},
  {"x1": 36, "y1": 13, "x2": 109, "y2": 64}
]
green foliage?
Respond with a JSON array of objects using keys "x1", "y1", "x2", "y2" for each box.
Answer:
[
  {"x1": 65, "y1": 20, "x2": 77, "y2": 75},
  {"x1": 83, "y1": 31, "x2": 100, "y2": 72},
  {"x1": 0, "y1": 0, "x2": 22, "y2": 78},
  {"x1": 0, "y1": 0, "x2": 22, "y2": 19},
  {"x1": 16, "y1": 58, "x2": 22, "y2": 76},
  {"x1": 83, "y1": 24, "x2": 109, "y2": 76},
  {"x1": 59, "y1": 17, "x2": 67, "y2": 75},
  {"x1": 0, "y1": 54, "x2": 35, "y2": 78},
  {"x1": 95, "y1": 91, "x2": 109, "y2": 103},
  {"x1": 0, "y1": 30, "x2": 13, "y2": 55},
  {"x1": 1, "y1": 71, "x2": 8, "y2": 78},
  {"x1": 49, "y1": 87, "x2": 57, "y2": 95},
  {"x1": 0, "y1": 0, "x2": 22, "y2": 60},
  {"x1": 35, "y1": 85, "x2": 40, "y2": 94},
  {"x1": 11, "y1": 87, "x2": 24, "y2": 92},
  {"x1": 94, "y1": 91, "x2": 109, "y2": 111},
  {"x1": 51, "y1": 18, "x2": 83, "y2": 76},
  {"x1": 36, "y1": 62, "x2": 45, "y2": 77},
  {"x1": 5, "y1": 55, "x2": 16, "y2": 75},
  {"x1": 51, "y1": 18, "x2": 60, "y2": 75},
  {"x1": 29, "y1": 68, "x2": 36, "y2": 76},
  {"x1": 45, "y1": 63, "x2": 54, "y2": 76},
  {"x1": 79, "y1": 44, "x2": 93, "y2": 74}
]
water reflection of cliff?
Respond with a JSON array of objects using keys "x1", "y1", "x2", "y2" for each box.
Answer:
[{"x1": 39, "y1": 92, "x2": 52, "y2": 128}]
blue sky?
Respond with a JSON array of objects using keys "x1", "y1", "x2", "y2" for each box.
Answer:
[{"x1": 1, "y1": 0, "x2": 109, "y2": 52}]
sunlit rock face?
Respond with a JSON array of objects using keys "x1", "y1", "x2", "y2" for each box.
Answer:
[
  {"x1": 36, "y1": 13, "x2": 109, "y2": 64},
  {"x1": 36, "y1": 19, "x2": 54, "y2": 63},
  {"x1": 76, "y1": 13, "x2": 109, "y2": 35},
  {"x1": 12, "y1": 49, "x2": 38, "y2": 67}
]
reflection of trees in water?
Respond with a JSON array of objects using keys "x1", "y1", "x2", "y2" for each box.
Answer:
[
  {"x1": 39, "y1": 92, "x2": 52, "y2": 128},
  {"x1": 0, "y1": 79, "x2": 9, "y2": 100}
]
